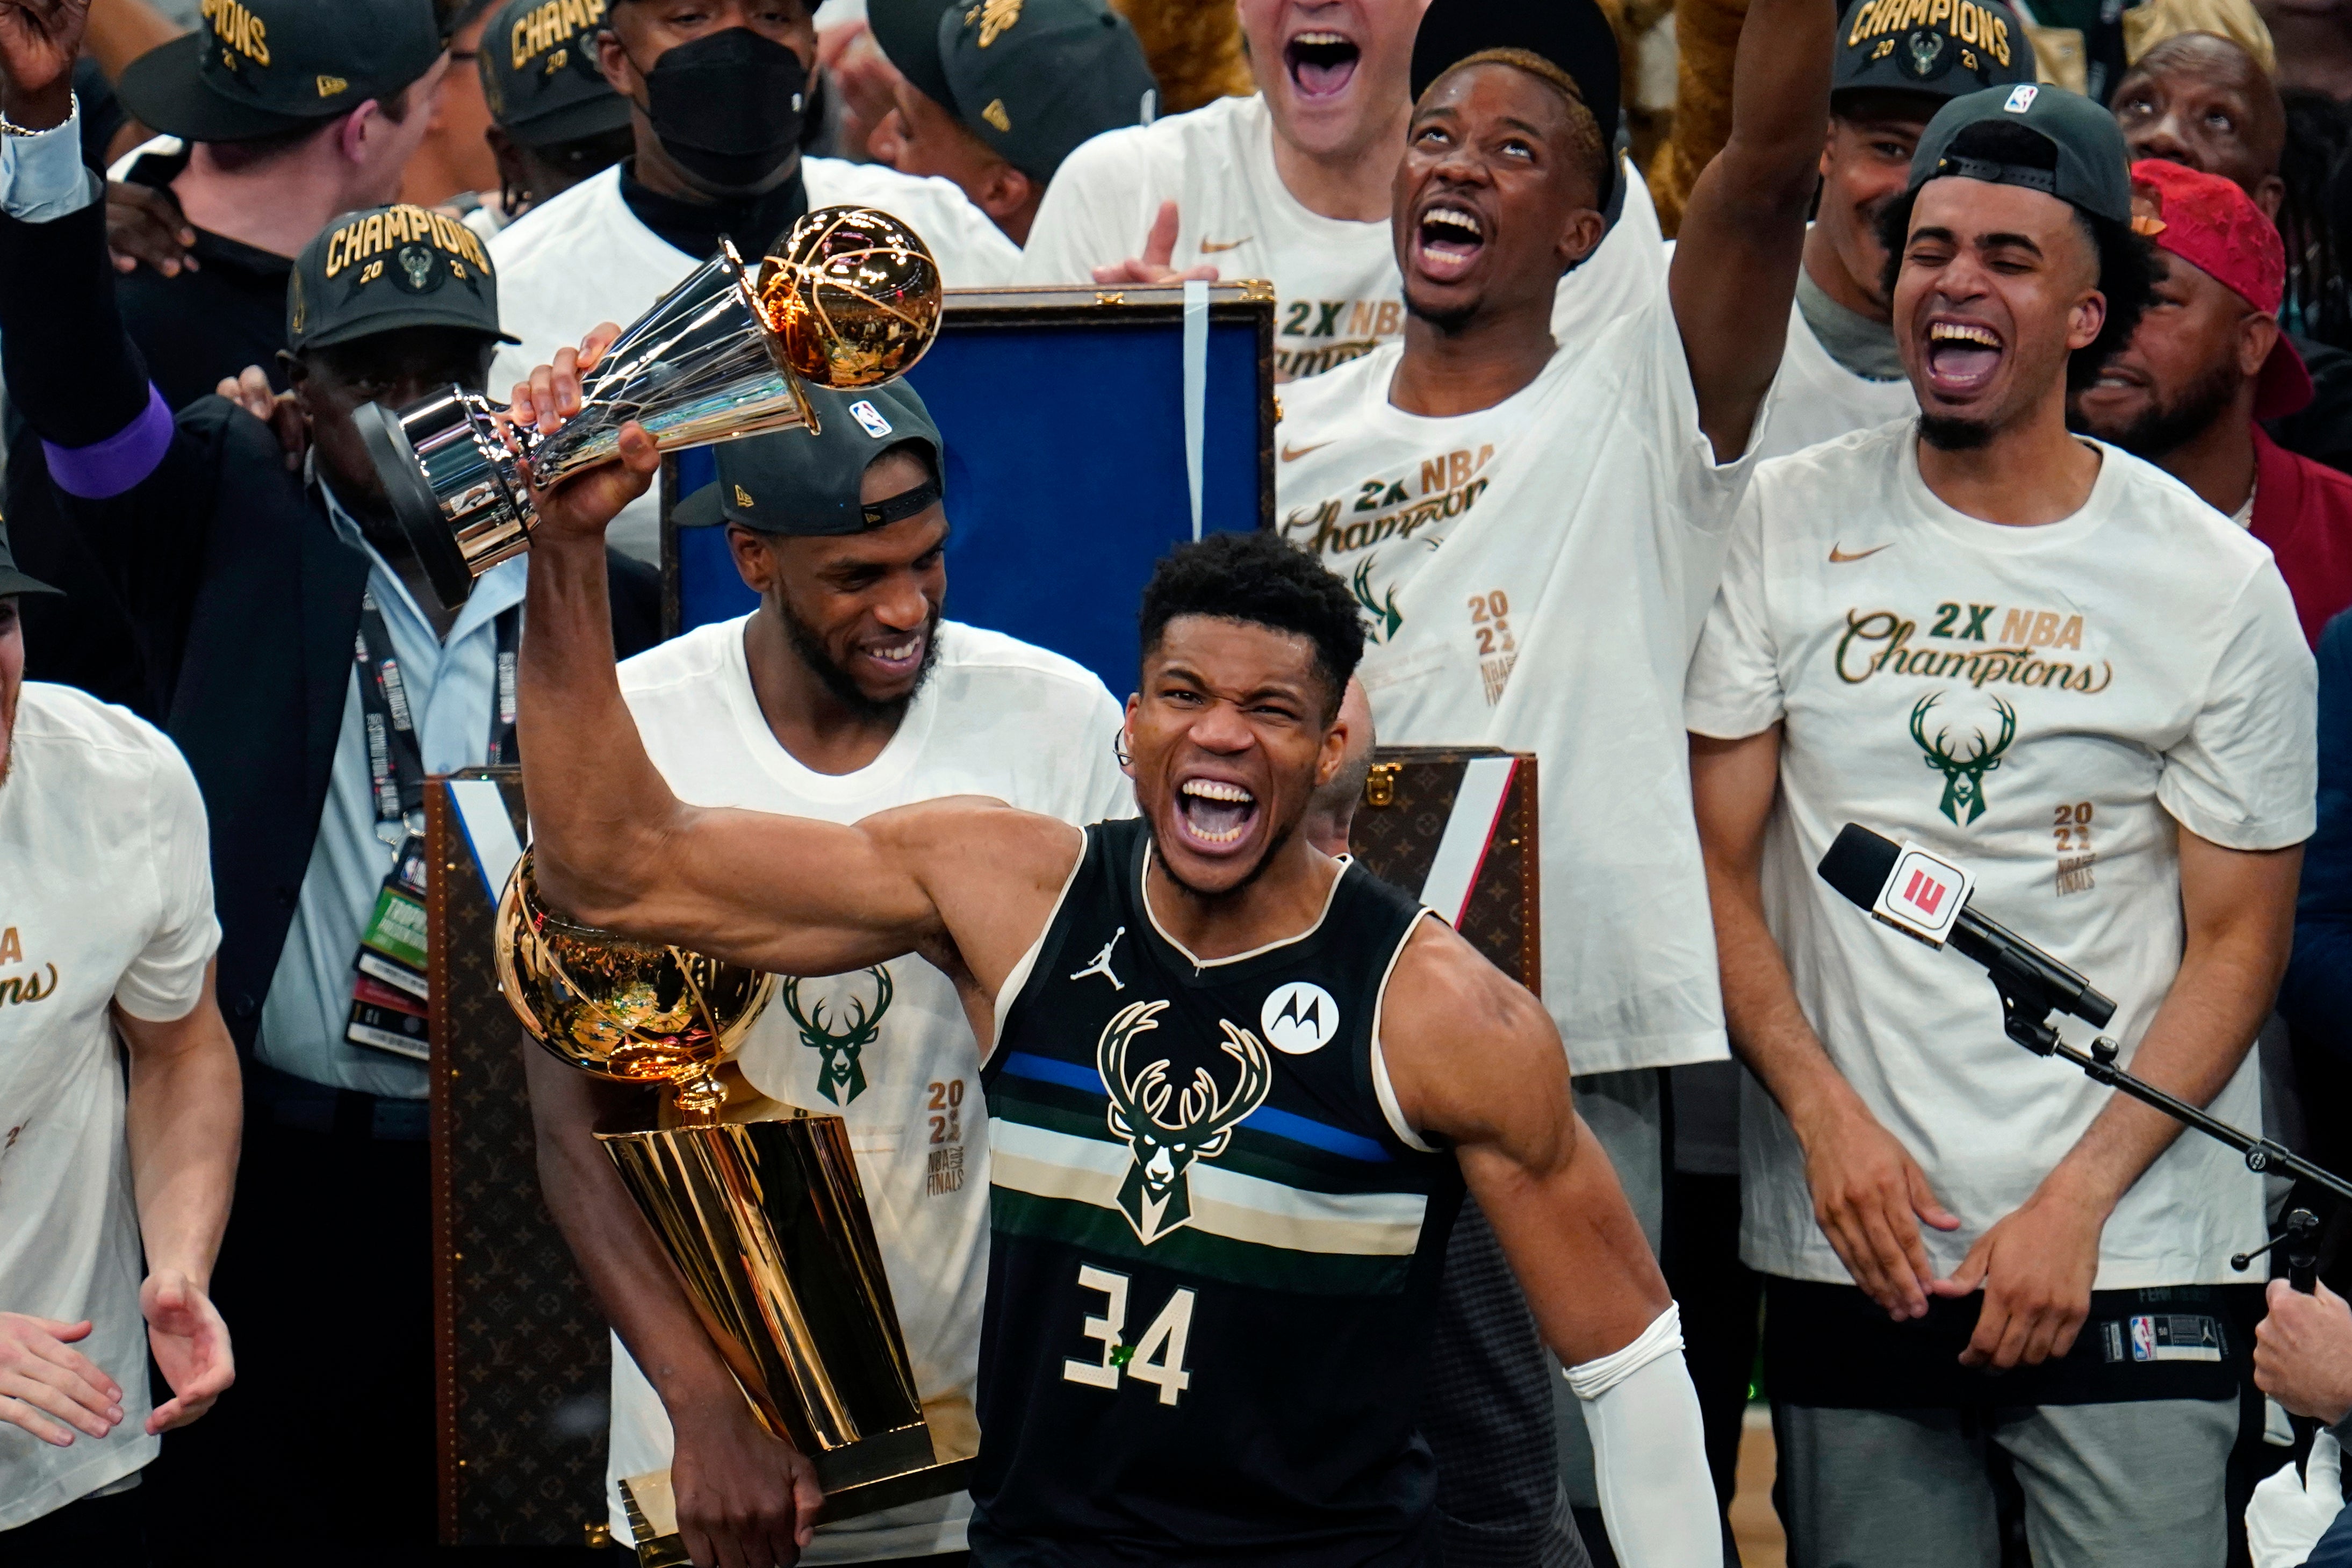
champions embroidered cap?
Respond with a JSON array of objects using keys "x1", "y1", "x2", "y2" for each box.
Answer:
[
  {"x1": 288, "y1": 205, "x2": 519, "y2": 353},
  {"x1": 479, "y1": 0, "x2": 633, "y2": 148},
  {"x1": 0, "y1": 516, "x2": 59, "y2": 600},
  {"x1": 1833, "y1": 0, "x2": 2035, "y2": 110},
  {"x1": 117, "y1": 0, "x2": 445, "y2": 143},
  {"x1": 871, "y1": 0, "x2": 1159, "y2": 184},
  {"x1": 2130, "y1": 158, "x2": 2312, "y2": 419},
  {"x1": 675, "y1": 382, "x2": 945, "y2": 536},
  {"x1": 1908, "y1": 82, "x2": 2134, "y2": 224}
]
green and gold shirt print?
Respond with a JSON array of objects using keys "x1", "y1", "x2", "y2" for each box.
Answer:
[{"x1": 970, "y1": 818, "x2": 1463, "y2": 1566}]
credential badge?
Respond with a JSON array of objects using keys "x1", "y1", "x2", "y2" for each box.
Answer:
[{"x1": 1261, "y1": 981, "x2": 1339, "y2": 1055}]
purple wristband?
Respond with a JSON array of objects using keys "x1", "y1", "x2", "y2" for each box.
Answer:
[{"x1": 44, "y1": 384, "x2": 173, "y2": 499}]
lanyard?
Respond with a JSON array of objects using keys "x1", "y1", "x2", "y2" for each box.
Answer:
[{"x1": 353, "y1": 591, "x2": 521, "y2": 847}]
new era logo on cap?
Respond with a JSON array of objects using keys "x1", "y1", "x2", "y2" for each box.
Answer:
[
  {"x1": 1869, "y1": 842, "x2": 1973, "y2": 948},
  {"x1": 850, "y1": 400, "x2": 895, "y2": 438},
  {"x1": 2005, "y1": 83, "x2": 2038, "y2": 112}
]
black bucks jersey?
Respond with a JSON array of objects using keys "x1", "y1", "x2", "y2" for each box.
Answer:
[{"x1": 971, "y1": 817, "x2": 1465, "y2": 1566}]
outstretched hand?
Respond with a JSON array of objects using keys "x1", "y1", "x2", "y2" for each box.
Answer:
[
  {"x1": 0, "y1": 0, "x2": 89, "y2": 127},
  {"x1": 1090, "y1": 200, "x2": 1219, "y2": 287},
  {"x1": 143, "y1": 1269, "x2": 233, "y2": 1433},
  {"x1": 508, "y1": 322, "x2": 656, "y2": 548}
]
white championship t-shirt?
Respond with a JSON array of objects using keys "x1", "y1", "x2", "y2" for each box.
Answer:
[
  {"x1": 1274, "y1": 290, "x2": 1769, "y2": 1074},
  {"x1": 0, "y1": 684, "x2": 219, "y2": 1529},
  {"x1": 1019, "y1": 92, "x2": 1664, "y2": 380},
  {"x1": 1754, "y1": 297, "x2": 1915, "y2": 458},
  {"x1": 1659, "y1": 240, "x2": 1916, "y2": 462},
  {"x1": 1685, "y1": 421, "x2": 2317, "y2": 1288},
  {"x1": 490, "y1": 161, "x2": 1021, "y2": 562},
  {"x1": 606, "y1": 617, "x2": 1132, "y2": 1560}
]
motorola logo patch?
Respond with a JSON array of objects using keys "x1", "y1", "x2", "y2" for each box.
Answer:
[{"x1": 1261, "y1": 982, "x2": 1340, "y2": 1055}]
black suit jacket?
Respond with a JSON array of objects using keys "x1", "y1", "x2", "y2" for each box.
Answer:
[{"x1": 0, "y1": 193, "x2": 660, "y2": 1049}]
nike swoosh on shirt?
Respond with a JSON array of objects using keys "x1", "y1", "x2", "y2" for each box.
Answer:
[
  {"x1": 1281, "y1": 441, "x2": 1335, "y2": 462},
  {"x1": 1199, "y1": 236, "x2": 1252, "y2": 253},
  {"x1": 1829, "y1": 543, "x2": 1893, "y2": 564}
]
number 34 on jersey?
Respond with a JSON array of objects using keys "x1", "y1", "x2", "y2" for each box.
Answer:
[{"x1": 1062, "y1": 1264, "x2": 1198, "y2": 1406}]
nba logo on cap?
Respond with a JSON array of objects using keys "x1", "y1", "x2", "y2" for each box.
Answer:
[
  {"x1": 850, "y1": 400, "x2": 893, "y2": 438},
  {"x1": 2004, "y1": 83, "x2": 2038, "y2": 113},
  {"x1": 1869, "y1": 842, "x2": 1974, "y2": 948}
]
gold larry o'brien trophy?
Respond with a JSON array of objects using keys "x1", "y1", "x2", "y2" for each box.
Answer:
[
  {"x1": 357, "y1": 205, "x2": 944, "y2": 611},
  {"x1": 493, "y1": 852, "x2": 975, "y2": 1566}
]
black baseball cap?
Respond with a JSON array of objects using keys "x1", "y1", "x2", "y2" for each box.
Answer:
[
  {"x1": 117, "y1": 0, "x2": 445, "y2": 143},
  {"x1": 1835, "y1": 0, "x2": 2035, "y2": 111},
  {"x1": 872, "y1": 0, "x2": 1157, "y2": 184},
  {"x1": 0, "y1": 517, "x2": 58, "y2": 600},
  {"x1": 288, "y1": 205, "x2": 520, "y2": 353},
  {"x1": 676, "y1": 382, "x2": 944, "y2": 536},
  {"x1": 479, "y1": 0, "x2": 634, "y2": 148},
  {"x1": 1410, "y1": 0, "x2": 1621, "y2": 201},
  {"x1": 1908, "y1": 82, "x2": 2134, "y2": 223}
]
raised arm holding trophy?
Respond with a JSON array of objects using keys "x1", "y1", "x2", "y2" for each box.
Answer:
[{"x1": 357, "y1": 204, "x2": 943, "y2": 609}]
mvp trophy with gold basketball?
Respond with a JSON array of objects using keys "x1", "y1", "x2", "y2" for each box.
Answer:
[
  {"x1": 493, "y1": 853, "x2": 974, "y2": 1566},
  {"x1": 357, "y1": 205, "x2": 944, "y2": 610}
]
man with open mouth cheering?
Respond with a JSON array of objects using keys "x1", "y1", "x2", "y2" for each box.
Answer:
[{"x1": 1686, "y1": 84, "x2": 2314, "y2": 1567}]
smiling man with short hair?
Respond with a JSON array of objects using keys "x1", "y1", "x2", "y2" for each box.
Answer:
[
  {"x1": 1686, "y1": 85, "x2": 2315, "y2": 1566},
  {"x1": 524, "y1": 381, "x2": 1133, "y2": 1568},
  {"x1": 494, "y1": 328, "x2": 1724, "y2": 1558}
]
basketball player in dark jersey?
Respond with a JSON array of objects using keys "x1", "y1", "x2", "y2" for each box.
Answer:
[
  {"x1": 499, "y1": 5, "x2": 1838, "y2": 1550},
  {"x1": 509, "y1": 479, "x2": 1719, "y2": 1566}
]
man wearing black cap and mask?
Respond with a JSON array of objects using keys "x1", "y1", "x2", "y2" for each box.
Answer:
[
  {"x1": 471, "y1": 0, "x2": 638, "y2": 235},
  {"x1": 1687, "y1": 85, "x2": 2312, "y2": 1565},
  {"x1": 864, "y1": 0, "x2": 1157, "y2": 244},
  {"x1": 0, "y1": 4, "x2": 659, "y2": 1555},
  {"x1": 7, "y1": 0, "x2": 447, "y2": 720},
  {"x1": 526, "y1": 380, "x2": 1132, "y2": 1568},
  {"x1": 491, "y1": 0, "x2": 1019, "y2": 564}
]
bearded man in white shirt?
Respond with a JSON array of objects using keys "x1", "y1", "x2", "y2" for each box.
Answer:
[
  {"x1": 0, "y1": 543, "x2": 241, "y2": 1567},
  {"x1": 524, "y1": 380, "x2": 1132, "y2": 1568},
  {"x1": 1686, "y1": 85, "x2": 2312, "y2": 1566},
  {"x1": 490, "y1": 0, "x2": 1022, "y2": 563}
]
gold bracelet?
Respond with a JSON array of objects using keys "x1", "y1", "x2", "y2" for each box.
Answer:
[{"x1": 0, "y1": 91, "x2": 75, "y2": 139}]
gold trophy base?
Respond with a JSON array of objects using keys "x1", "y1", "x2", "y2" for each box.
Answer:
[{"x1": 617, "y1": 1395, "x2": 980, "y2": 1565}]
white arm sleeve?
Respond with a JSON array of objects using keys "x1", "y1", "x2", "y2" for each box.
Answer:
[{"x1": 1568, "y1": 1304, "x2": 1724, "y2": 1568}]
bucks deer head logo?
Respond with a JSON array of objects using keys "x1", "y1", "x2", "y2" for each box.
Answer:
[
  {"x1": 1349, "y1": 558, "x2": 1403, "y2": 642},
  {"x1": 1097, "y1": 999, "x2": 1273, "y2": 1244},
  {"x1": 781, "y1": 967, "x2": 893, "y2": 1105},
  {"x1": 395, "y1": 244, "x2": 436, "y2": 292},
  {"x1": 1910, "y1": 691, "x2": 2016, "y2": 825}
]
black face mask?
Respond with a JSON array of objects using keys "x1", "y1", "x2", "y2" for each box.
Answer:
[{"x1": 641, "y1": 27, "x2": 809, "y2": 191}]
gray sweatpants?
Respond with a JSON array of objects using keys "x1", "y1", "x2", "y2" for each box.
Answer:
[{"x1": 1771, "y1": 1398, "x2": 2239, "y2": 1568}]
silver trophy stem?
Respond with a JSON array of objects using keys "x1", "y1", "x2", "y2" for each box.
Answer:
[{"x1": 358, "y1": 239, "x2": 818, "y2": 611}]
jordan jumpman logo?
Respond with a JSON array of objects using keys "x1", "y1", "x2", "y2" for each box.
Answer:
[{"x1": 1070, "y1": 927, "x2": 1127, "y2": 991}]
